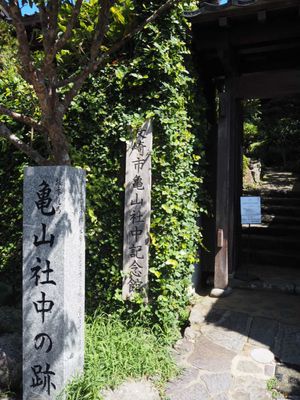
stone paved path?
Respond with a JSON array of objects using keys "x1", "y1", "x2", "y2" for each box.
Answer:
[
  {"x1": 166, "y1": 289, "x2": 300, "y2": 400},
  {"x1": 100, "y1": 289, "x2": 299, "y2": 400}
]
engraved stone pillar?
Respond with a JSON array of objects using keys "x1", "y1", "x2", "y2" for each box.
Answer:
[
  {"x1": 122, "y1": 120, "x2": 152, "y2": 302},
  {"x1": 23, "y1": 166, "x2": 85, "y2": 400}
]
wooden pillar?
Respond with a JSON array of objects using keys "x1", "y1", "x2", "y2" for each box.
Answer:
[
  {"x1": 228, "y1": 99, "x2": 243, "y2": 276},
  {"x1": 212, "y1": 78, "x2": 240, "y2": 296}
]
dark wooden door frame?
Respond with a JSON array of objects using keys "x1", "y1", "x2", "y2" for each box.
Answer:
[{"x1": 211, "y1": 68, "x2": 300, "y2": 296}]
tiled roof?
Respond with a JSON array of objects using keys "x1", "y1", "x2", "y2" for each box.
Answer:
[{"x1": 184, "y1": 0, "x2": 258, "y2": 18}]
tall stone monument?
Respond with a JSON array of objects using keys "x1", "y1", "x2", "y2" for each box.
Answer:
[
  {"x1": 23, "y1": 166, "x2": 85, "y2": 400},
  {"x1": 122, "y1": 120, "x2": 153, "y2": 302}
]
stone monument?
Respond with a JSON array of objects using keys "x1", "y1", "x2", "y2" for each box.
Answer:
[
  {"x1": 23, "y1": 166, "x2": 85, "y2": 400},
  {"x1": 122, "y1": 120, "x2": 153, "y2": 302}
]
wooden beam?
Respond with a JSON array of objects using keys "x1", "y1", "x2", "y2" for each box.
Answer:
[
  {"x1": 193, "y1": 20, "x2": 300, "y2": 52},
  {"x1": 236, "y1": 69, "x2": 300, "y2": 98},
  {"x1": 189, "y1": 0, "x2": 300, "y2": 25},
  {"x1": 257, "y1": 10, "x2": 267, "y2": 23}
]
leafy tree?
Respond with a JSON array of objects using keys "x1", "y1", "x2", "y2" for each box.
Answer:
[{"x1": 0, "y1": 0, "x2": 179, "y2": 165}]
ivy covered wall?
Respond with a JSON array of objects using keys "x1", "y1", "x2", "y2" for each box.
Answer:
[{"x1": 0, "y1": 1, "x2": 207, "y2": 332}]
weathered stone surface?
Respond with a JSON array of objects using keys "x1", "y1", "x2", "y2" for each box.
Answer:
[
  {"x1": 0, "y1": 307, "x2": 21, "y2": 334},
  {"x1": 213, "y1": 394, "x2": 229, "y2": 400},
  {"x1": 264, "y1": 364, "x2": 276, "y2": 377},
  {"x1": 229, "y1": 391, "x2": 250, "y2": 400},
  {"x1": 231, "y1": 376, "x2": 266, "y2": 393},
  {"x1": 249, "y1": 389, "x2": 271, "y2": 400},
  {"x1": 200, "y1": 373, "x2": 232, "y2": 395},
  {"x1": 102, "y1": 379, "x2": 160, "y2": 400},
  {"x1": 174, "y1": 338, "x2": 194, "y2": 354},
  {"x1": 276, "y1": 364, "x2": 300, "y2": 395},
  {"x1": 166, "y1": 367, "x2": 199, "y2": 392},
  {"x1": 236, "y1": 360, "x2": 264, "y2": 374},
  {"x1": 189, "y1": 304, "x2": 205, "y2": 325},
  {"x1": 248, "y1": 317, "x2": 279, "y2": 349},
  {"x1": 204, "y1": 309, "x2": 225, "y2": 325},
  {"x1": 0, "y1": 333, "x2": 22, "y2": 390},
  {"x1": 184, "y1": 327, "x2": 200, "y2": 340},
  {"x1": 188, "y1": 336, "x2": 235, "y2": 372},
  {"x1": 201, "y1": 312, "x2": 250, "y2": 352},
  {"x1": 167, "y1": 382, "x2": 210, "y2": 400},
  {"x1": 23, "y1": 167, "x2": 85, "y2": 400},
  {"x1": 250, "y1": 348, "x2": 274, "y2": 364}
]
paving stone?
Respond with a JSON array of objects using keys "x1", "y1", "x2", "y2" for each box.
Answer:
[
  {"x1": 231, "y1": 376, "x2": 267, "y2": 392},
  {"x1": 188, "y1": 335, "x2": 236, "y2": 372},
  {"x1": 251, "y1": 348, "x2": 274, "y2": 364},
  {"x1": 212, "y1": 394, "x2": 229, "y2": 400},
  {"x1": 204, "y1": 309, "x2": 225, "y2": 325},
  {"x1": 275, "y1": 364, "x2": 300, "y2": 395},
  {"x1": 236, "y1": 360, "x2": 264, "y2": 374},
  {"x1": 200, "y1": 372, "x2": 232, "y2": 395},
  {"x1": 166, "y1": 367, "x2": 199, "y2": 392},
  {"x1": 264, "y1": 364, "x2": 276, "y2": 377},
  {"x1": 101, "y1": 379, "x2": 160, "y2": 400},
  {"x1": 174, "y1": 337, "x2": 194, "y2": 353},
  {"x1": 249, "y1": 388, "x2": 271, "y2": 400},
  {"x1": 201, "y1": 325, "x2": 247, "y2": 353},
  {"x1": 189, "y1": 304, "x2": 205, "y2": 325},
  {"x1": 201, "y1": 311, "x2": 250, "y2": 352},
  {"x1": 229, "y1": 391, "x2": 250, "y2": 400},
  {"x1": 166, "y1": 382, "x2": 210, "y2": 400},
  {"x1": 276, "y1": 325, "x2": 300, "y2": 366},
  {"x1": 248, "y1": 317, "x2": 279, "y2": 349},
  {"x1": 184, "y1": 327, "x2": 200, "y2": 340}
]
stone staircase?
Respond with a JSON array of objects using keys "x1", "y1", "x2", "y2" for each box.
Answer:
[{"x1": 234, "y1": 170, "x2": 300, "y2": 294}]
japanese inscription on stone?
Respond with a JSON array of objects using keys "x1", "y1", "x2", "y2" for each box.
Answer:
[
  {"x1": 122, "y1": 120, "x2": 152, "y2": 301},
  {"x1": 23, "y1": 166, "x2": 85, "y2": 400}
]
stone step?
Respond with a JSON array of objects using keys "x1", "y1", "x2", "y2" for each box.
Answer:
[
  {"x1": 262, "y1": 204, "x2": 300, "y2": 217},
  {"x1": 261, "y1": 214, "x2": 300, "y2": 226},
  {"x1": 244, "y1": 189, "x2": 300, "y2": 198},
  {"x1": 242, "y1": 249, "x2": 300, "y2": 268},
  {"x1": 243, "y1": 224, "x2": 300, "y2": 237},
  {"x1": 241, "y1": 234, "x2": 299, "y2": 251},
  {"x1": 262, "y1": 196, "x2": 300, "y2": 207}
]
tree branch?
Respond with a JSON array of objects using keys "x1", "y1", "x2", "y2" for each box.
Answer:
[
  {"x1": 0, "y1": 122, "x2": 50, "y2": 165},
  {"x1": 0, "y1": 105, "x2": 45, "y2": 133},
  {"x1": 90, "y1": 0, "x2": 115, "y2": 60},
  {"x1": 55, "y1": 0, "x2": 83, "y2": 53},
  {"x1": 3, "y1": 0, "x2": 51, "y2": 115},
  {"x1": 61, "y1": 0, "x2": 179, "y2": 111}
]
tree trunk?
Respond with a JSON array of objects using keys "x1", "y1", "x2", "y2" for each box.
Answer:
[{"x1": 46, "y1": 120, "x2": 71, "y2": 165}]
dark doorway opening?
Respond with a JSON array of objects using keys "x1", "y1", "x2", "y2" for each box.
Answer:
[{"x1": 234, "y1": 97, "x2": 300, "y2": 293}]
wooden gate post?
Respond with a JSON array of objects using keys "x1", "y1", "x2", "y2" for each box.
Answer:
[{"x1": 211, "y1": 79, "x2": 240, "y2": 297}]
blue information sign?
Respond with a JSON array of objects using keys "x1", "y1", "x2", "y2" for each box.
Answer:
[{"x1": 240, "y1": 196, "x2": 261, "y2": 225}]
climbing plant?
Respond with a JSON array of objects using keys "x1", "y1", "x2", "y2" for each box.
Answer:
[{"x1": 0, "y1": 1, "x2": 206, "y2": 331}]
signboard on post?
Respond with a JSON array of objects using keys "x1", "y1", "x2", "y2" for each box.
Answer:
[
  {"x1": 240, "y1": 196, "x2": 261, "y2": 225},
  {"x1": 122, "y1": 120, "x2": 152, "y2": 302}
]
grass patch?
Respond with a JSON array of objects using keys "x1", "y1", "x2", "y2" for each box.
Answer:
[
  {"x1": 267, "y1": 378, "x2": 280, "y2": 399},
  {"x1": 65, "y1": 312, "x2": 179, "y2": 400}
]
